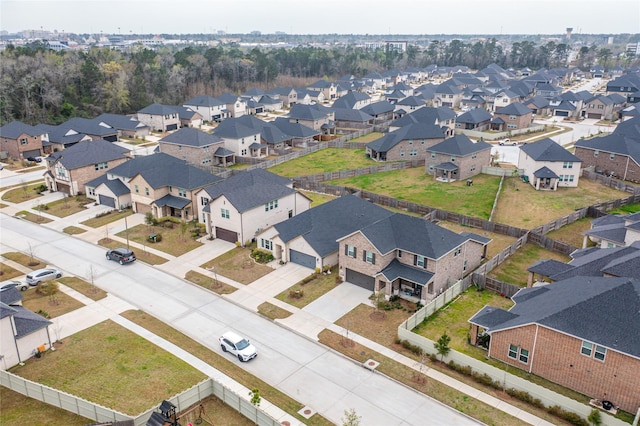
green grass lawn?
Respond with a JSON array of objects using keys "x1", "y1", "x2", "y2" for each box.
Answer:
[
  {"x1": 275, "y1": 267, "x2": 340, "y2": 309},
  {"x1": 9, "y1": 320, "x2": 207, "y2": 415},
  {"x1": 200, "y1": 246, "x2": 273, "y2": 285},
  {"x1": 115, "y1": 222, "x2": 203, "y2": 257},
  {"x1": 14, "y1": 210, "x2": 53, "y2": 224},
  {"x1": 81, "y1": 208, "x2": 133, "y2": 228},
  {"x1": 299, "y1": 190, "x2": 336, "y2": 207},
  {"x1": 1, "y1": 182, "x2": 46, "y2": 203},
  {"x1": 329, "y1": 168, "x2": 501, "y2": 219},
  {"x1": 488, "y1": 243, "x2": 571, "y2": 285},
  {"x1": 42, "y1": 195, "x2": 92, "y2": 218},
  {"x1": 267, "y1": 148, "x2": 375, "y2": 177}
]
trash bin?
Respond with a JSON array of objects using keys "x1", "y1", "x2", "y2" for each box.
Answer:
[{"x1": 149, "y1": 233, "x2": 157, "y2": 243}]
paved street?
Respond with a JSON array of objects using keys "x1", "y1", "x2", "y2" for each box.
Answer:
[{"x1": 0, "y1": 214, "x2": 483, "y2": 425}]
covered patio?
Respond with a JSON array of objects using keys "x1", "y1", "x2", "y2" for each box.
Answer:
[
  {"x1": 433, "y1": 162, "x2": 459, "y2": 182},
  {"x1": 153, "y1": 194, "x2": 193, "y2": 220},
  {"x1": 532, "y1": 166, "x2": 559, "y2": 190},
  {"x1": 376, "y1": 259, "x2": 434, "y2": 303}
]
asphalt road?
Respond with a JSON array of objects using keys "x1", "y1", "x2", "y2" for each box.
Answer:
[{"x1": 0, "y1": 213, "x2": 480, "y2": 426}]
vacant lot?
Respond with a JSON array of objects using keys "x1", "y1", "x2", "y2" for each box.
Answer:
[
  {"x1": 10, "y1": 320, "x2": 207, "y2": 415},
  {"x1": 494, "y1": 177, "x2": 628, "y2": 229},
  {"x1": 488, "y1": 243, "x2": 571, "y2": 285},
  {"x1": 330, "y1": 168, "x2": 501, "y2": 219},
  {"x1": 201, "y1": 246, "x2": 273, "y2": 284},
  {"x1": 268, "y1": 148, "x2": 374, "y2": 177}
]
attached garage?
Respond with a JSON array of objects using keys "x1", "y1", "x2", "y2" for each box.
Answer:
[
  {"x1": 554, "y1": 111, "x2": 569, "y2": 117},
  {"x1": 22, "y1": 149, "x2": 41, "y2": 158},
  {"x1": 587, "y1": 113, "x2": 602, "y2": 119},
  {"x1": 166, "y1": 124, "x2": 178, "y2": 131},
  {"x1": 98, "y1": 194, "x2": 115, "y2": 208},
  {"x1": 289, "y1": 249, "x2": 316, "y2": 269},
  {"x1": 56, "y1": 182, "x2": 71, "y2": 194},
  {"x1": 216, "y1": 227, "x2": 237, "y2": 243},
  {"x1": 103, "y1": 134, "x2": 118, "y2": 142},
  {"x1": 345, "y1": 269, "x2": 375, "y2": 291}
]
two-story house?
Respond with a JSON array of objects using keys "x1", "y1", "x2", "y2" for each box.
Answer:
[
  {"x1": 44, "y1": 139, "x2": 130, "y2": 195},
  {"x1": 0, "y1": 121, "x2": 46, "y2": 160},
  {"x1": 337, "y1": 213, "x2": 489, "y2": 301},
  {"x1": 288, "y1": 104, "x2": 335, "y2": 134},
  {"x1": 584, "y1": 95, "x2": 615, "y2": 120},
  {"x1": 331, "y1": 92, "x2": 371, "y2": 110},
  {"x1": 216, "y1": 93, "x2": 247, "y2": 118},
  {"x1": 366, "y1": 122, "x2": 446, "y2": 161},
  {"x1": 195, "y1": 169, "x2": 311, "y2": 244},
  {"x1": 518, "y1": 138, "x2": 582, "y2": 190},
  {"x1": 183, "y1": 95, "x2": 227, "y2": 122},
  {"x1": 493, "y1": 102, "x2": 533, "y2": 131},
  {"x1": 158, "y1": 127, "x2": 234, "y2": 167},
  {"x1": 213, "y1": 117, "x2": 266, "y2": 158},
  {"x1": 307, "y1": 80, "x2": 338, "y2": 101},
  {"x1": 137, "y1": 103, "x2": 180, "y2": 132},
  {"x1": 426, "y1": 135, "x2": 492, "y2": 181},
  {"x1": 469, "y1": 276, "x2": 640, "y2": 414},
  {"x1": 434, "y1": 84, "x2": 463, "y2": 109}
]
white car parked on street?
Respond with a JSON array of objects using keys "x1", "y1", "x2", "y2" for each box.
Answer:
[{"x1": 219, "y1": 331, "x2": 257, "y2": 362}]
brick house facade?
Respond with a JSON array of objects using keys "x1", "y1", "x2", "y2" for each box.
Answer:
[
  {"x1": 366, "y1": 123, "x2": 446, "y2": 162},
  {"x1": 426, "y1": 135, "x2": 492, "y2": 181},
  {"x1": 494, "y1": 102, "x2": 533, "y2": 131},
  {"x1": 0, "y1": 121, "x2": 45, "y2": 160}
]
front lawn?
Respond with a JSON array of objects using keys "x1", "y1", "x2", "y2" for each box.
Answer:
[
  {"x1": 488, "y1": 243, "x2": 571, "y2": 285},
  {"x1": 200, "y1": 246, "x2": 273, "y2": 285},
  {"x1": 81, "y1": 209, "x2": 133, "y2": 228},
  {"x1": 184, "y1": 270, "x2": 237, "y2": 295},
  {"x1": 114, "y1": 221, "x2": 203, "y2": 257},
  {"x1": 41, "y1": 195, "x2": 92, "y2": 218},
  {"x1": 493, "y1": 177, "x2": 628, "y2": 229},
  {"x1": 0, "y1": 262, "x2": 23, "y2": 280},
  {"x1": 275, "y1": 267, "x2": 341, "y2": 309},
  {"x1": 21, "y1": 282, "x2": 85, "y2": 319},
  {"x1": 1, "y1": 252, "x2": 45, "y2": 269},
  {"x1": 14, "y1": 210, "x2": 53, "y2": 224},
  {"x1": 57, "y1": 276, "x2": 107, "y2": 302},
  {"x1": 1, "y1": 182, "x2": 46, "y2": 203},
  {"x1": 329, "y1": 169, "x2": 501, "y2": 219},
  {"x1": 63, "y1": 226, "x2": 87, "y2": 235},
  {"x1": 267, "y1": 148, "x2": 374, "y2": 177},
  {"x1": 10, "y1": 320, "x2": 207, "y2": 415}
]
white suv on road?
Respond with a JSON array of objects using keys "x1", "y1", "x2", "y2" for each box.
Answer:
[{"x1": 219, "y1": 331, "x2": 257, "y2": 362}]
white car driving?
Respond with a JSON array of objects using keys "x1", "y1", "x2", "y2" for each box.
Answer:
[{"x1": 219, "y1": 331, "x2": 257, "y2": 362}]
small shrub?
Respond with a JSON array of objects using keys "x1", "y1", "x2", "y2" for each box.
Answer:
[
  {"x1": 37, "y1": 309, "x2": 50, "y2": 318},
  {"x1": 471, "y1": 371, "x2": 501, "y2": 389},
  {"x1": 95, "y1": 210, "x2": 112, "y2": 218},
  {"x1": 399, "y1": 339, "x2": 422, "y2": 355},
  {"x1": 289, "y1": 289, "x2": 304, "y2": 299},
  {"x1": 251, "y1": 249, "x2": 274, "y2": 264},
  {"x1": 547, "y1": 406, "x2": 588, "y2": 426},
  {"x1": 33, "y1": 184, "x2": 48, "y2": 194},
  {"x1": 335, "y1": 275, "x2": 343, "y2": 284},
  {"x1": 505, "y1": 388, "x2": 544, "y2": 408},
  {"x1": 389, "y1": 295, "x2": 399, "y2": 302}
]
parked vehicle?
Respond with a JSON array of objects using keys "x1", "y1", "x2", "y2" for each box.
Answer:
[
  {"x1": 499, "y1": 138, "x2": 517, "y2": 146},
  {"x1": 106, "y1": 248, "x2": 136, "y2": 265},
  {"x1": 219, "y1": 331, "x2": 257, "y2": 362},
  {"x1": 26, "y1": 156, "x2": 42, "y2": 163},
  {"x1": 25, "y1": 268, "x2": 62, "y2": 285},
  {"x1": 1, "y1": 280, "x2": 29, "y2": 291}
]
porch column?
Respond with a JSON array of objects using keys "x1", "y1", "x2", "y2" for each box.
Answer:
[
  {"x1": 582, "y1": 234, "x2": 589, "y2": 249},
  {"x1": 527, "y1": 271, "x2": 534, "y2": 288},
  {"x1": 470, "y1": 324, "x2": 479, "y2": 346}
]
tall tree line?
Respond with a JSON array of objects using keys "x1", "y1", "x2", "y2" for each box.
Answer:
[{"x1": 0, "y1": 39, "x2": 634, "y2": 125}]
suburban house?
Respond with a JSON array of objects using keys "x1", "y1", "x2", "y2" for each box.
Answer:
[
  {"x1": 336, "y1": 212, "x2": 490, "y2": 300},
  {"x1": 455, "y1": 108, "x2": 493, "y2": 131},
  {"x1": 271, "y1": 118, "x2": 320, "y2": 147},
  {"x1": 468, "y1": 276, "x2": 640, "y2": 413},
  {"x1": 488, "y1": 89, "x2": 519, "y2": 112},
  {"x1": 175, "y1": 105, "x2": 203, "y2": 128},
  {"x1": 86, "y1": 153, "x2": 222, "y2": 219},
  {"x1": 434, "y1": 84, "x2": 463, "y2": 109},
  {"x1": 0, "y1": 121, "x2": 46, "y2": 160},
  {"x1": 255, "y1": 195, "x2": 395, "y2": 271},
  {"x1": 332, "y1": 91, "x2": 371, "y2": 110},
  {"x1": 288, "y1": 104, "x2": 335, "y2": 134},
  {"x1": 158, "y1": 127, "x2": 234, "y2": 167},
  {"x1": 524, "y1": 96, "x2": 551, "y2": 117},
  {"x1": 493, "y1": 102, "x2": 533, "y2": 131},
  {"x1": 366, "y1": 122, "x2": 446, "y2": 161},
  {"x1": 0, "y1": 286, "x2": 53, "y2": 369},
  {"x1": 182, "y1": 95, "x2": 227, "y2": 122},
  {"x1": 580, "y1": 213, "x2": 640, "y2": 249},
  {"x1": 574, "y1": 116, "x2": 640, "y2": 181},
  {"x1": 213, "y1": 117, "x2": 267, "y2": 159},
  {"x1": 583, "y1": 95, "x2": 614, "y2": 120},
  {"x1": 44, "y1": 139, "x2": 130, "y2": 196},
  {"x1": 195, "y1": 169, "x2": 311, "y2": 244},
  {"x1": 426, "y1": 135, "x2": 492, "y2": 181},
  {"x1": 360, "y1": 101, "x2": 395, "y2": 127},
  {"x1": 389, "y1": 106, "x2": 457, "y2": 135},
  {"x1": 56, "y1": 117, "x2": 119, "y2": 142},
  {"x1": 36, "y1": 123, "x2": 92, "y2": 153},
  {"x1": 269, "y1": 87, "x2": 298, "y2": 108},
  {"x1": 518, "y1": 138, "x2": 582, "y2": 190},
  {"x1": 137, "y1": 103, "x2": 181, "y2": 132},
  {"x1": 395, "y1": 96, "x2": 426, "y2": 114},
  {"x1": 94, "y1": 113, "x2": 150, "y2": 138},
  {"x1": 332, "y1": 108, "x2": 374, "y2": 130},
  {"x1": 307, "y1": 79, "x2": 338, "y2": 100},
  {"x1": 216, "y1": 93, "x2": 247, "y2": 118}
]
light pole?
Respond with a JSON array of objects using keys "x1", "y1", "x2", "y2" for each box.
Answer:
[{"x1": 124, "y1": 215, "x2": 130, "y2": 250}]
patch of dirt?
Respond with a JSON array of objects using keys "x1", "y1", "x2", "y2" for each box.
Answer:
[{"x1": 370, "y1": 311, "x2": 386, "y2": 321}]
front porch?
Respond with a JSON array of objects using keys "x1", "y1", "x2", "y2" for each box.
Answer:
[
  {"x1": 153, "y1": 194, "x2": 193, "y2": 220},
  {"x1": 376, "y1": 259, "x2": 434, "y2": 304}
]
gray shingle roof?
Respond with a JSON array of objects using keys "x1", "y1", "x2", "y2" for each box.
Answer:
[
  {"x1": 59, "y1": 117, "x2": 118, "y2": 137},
  {"x1": 0, "y1": 121, "x2": 45, "y2": 139},
  {"x1": 289, "y1": 104, "x2": 330, "y2": 121},
  {"x1": 48, "y1": 140, "x2": 130, "y2": 170},
  {"x1": 494, "y1": 102, "x2": 532, "y2": 116},
  {"x1": 360, "y1": 101, "x2": 395, "y2": 116},
  {"x1": 456, "y1": 108, "x2": 493, "y2": 124},
  {"x1": 159, "y1": 127, "x2": 223, "y2": 147},
  {"x1": 35, "y1": 123, "x2": 88, "y2": 147},
  {"x1": 520, "y1": 138, "x2": 582, "y2": 162},
  {"x1": 95, "y1": 113, "x2": 148, "y2": 132},
  {"x1": 470, "y1": 276, "x2": 640, "y2": 358},
  {"x1": 137, "y1": 103, "x2": 179, "y2": 115},
  {"x1": 428, "y1": 135, "x2": 492, "y2": 156},
  {"x1": 272, "y1": 118, "x2": 320, "y2": 138},
  {"x1": 274, "y1": 195, "x2": 393, "y2": 257},
  {"x1": 202, "y1": 169, "x2": 294, "y2": 213},
  {"x1": 358, "y1": 213, "x2": 469, "y2": 258},
  {"x1": 183, "y1": 95, "x2": 225, "y2": 107},
  {"x1": 214, "y1": 118, "x2": 261, "y2": 139},
  {"x1": 332, "y1": 108, "x2": 373, "y2": 123},
  {"x1": 366, "y1": 123, "x2": 445, "y2": 152},
  {"x1": 378, "y1": 259, "x2": 434, "y2": 286},
  {"x1": 390, "y1": 106, "x2": 456, "y2": 128},
  {"x1": 533, "y1": 166, "x2": 559, "y2": 179}
]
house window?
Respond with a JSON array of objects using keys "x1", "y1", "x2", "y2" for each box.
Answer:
[
  {"x1": 508, "y1": 344, "x2": 518, "y2": 359},
  {"x1": 260, "y1": 238, "x2": 273, "y2": 250},
  {"x1": 221, "y1": 208, "x2": 230, "y2": 219},
  {"x1": 398, "y1": 250, "x2": 402, "y2": 257},
  {"x1": 471, "y1": 153, "x2": 477, "y2": 159},
  {"x1": 400, "y1": 150, "x2": 405, "y2": 157},
  {"x1": 597, "y1": 104, "x2": 604, "y2": 109},
  {"x1": 265, "y1": 199, "x2": 278, "y2": 211},
  {"x1": 409, "y1": 140, "x2": 413, "y2": 145},
  {"x1": 134, "y1": 185, "x2": 139, "y2": 193},
  {"x1": 178, "y1": 188, "x2": 187, "y2": 197},
  {"x1": 410, "y1": 150, "x2": 417, "y2": 156},
  {"x1": 581, "y1": 341, "x2": 593, "y2": 356},
  {"x1": 507, "y1": 123, "x2": 517, "y2": 129},
  {"x1": 463, "y1": 260, "x2": 467, "y2": 271},
  {"x1": 594, "y1": 150, "x2": 599, "y2": 157},
  {"x1": 87, "y1": 188, "x2": 95, "y2": 196},
  {"x1": 451, "y1": 156, "x2": 456, "y2": 162},
  {"x1": 569, "y1": 175, "x2": 574, "y2": 182},
  {"x1": 431, "y1": 153, "x2": 436, "y2": 158},
  {"x1": 414, "y1": 255, "x2": 425, "y2": 268},
  {"x1": 201, "y1": 197, "x2": 208, "y2": 206},
  {"x1": 519, "y1": 348, "x2": 529, "y2": 363},
  {"x1": 610, "y1": 153, "x2": 615, "y2": 160},
  {"x1": 364, "y1": 250, "x2": 375, "y2": 264},
  {"x1": 178, "y1": 145, "x2": 182, "y2": 151},
  {"x1": 509, "y1": 115, "x2": 516, "y2": 120},
  {"x1": 288, "y1": 210, "x2": 293, "y2": 218},
  {"x1": 594, "y1": 345, "x2": 606, "y2": 361},
  {"x1": 241, "y1": 149, "x2": 247, "y2": 155},
  {"x1": 202, "y1": 158, "x2": 211, "y2": 164},
  {"x1": 563, "y1": 162, "x2": 573, "y2": 169},
  {"x1": 145, "y1": 187, "x2": 149, "y2": 196},
  {"x1": 429, "y1": 165, "x2": 434, "y2": 171},
  {"x1": 94, "y1": 162, "x2": 108, "y2": 171},
  {"x1": 20, "y1": 138, "x2": 28, "y2": 145},
  {"x1": 346, "y1": 245, "x2": 356, "y2": 258}
]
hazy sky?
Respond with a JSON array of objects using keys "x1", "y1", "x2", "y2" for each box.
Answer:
[{"x1": 1, "y1": 0, "x2": 639, "y2": 35}]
